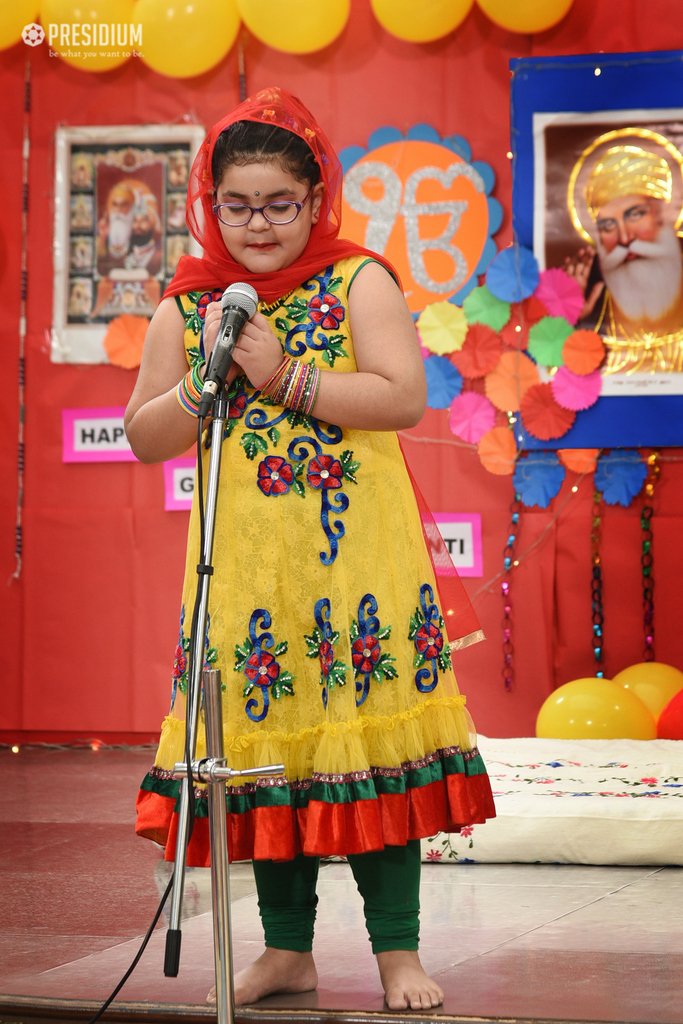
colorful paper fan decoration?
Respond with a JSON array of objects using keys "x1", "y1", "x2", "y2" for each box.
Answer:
[
  {"x1": 520, "y1": 382, "x2": 576, "y2": 440},
  {"x1": 527, "y1": 316, "x2": 573, "y2": 368},
  {"x1": 463, "y1": 285, "x2": 511, "y2": 333},
  {"x1": 558, "y1": 448, "x2": 599, "y2": 474},
  {"x1": 477, "y1": 426, "x2": 517, "y2": 475},
  {"x1": 562, "y1": 329, "x2": 606, "y2": 376},
  {"x1": 485, "y1": 245, "x2": 539, "y2": 304},
  {"x1": 513, "y1": 451, "x2": 566, "y2": 509},
  {"x1": 103, "y1": 314, "x2": 148, "y2": 369},
  {"x1": 484, "y1": 350, "x2": 539, "y2": 411},
  {"x1": 425, "y1": 355, "x2": 463, "y2": 408},
  {"x1": 594, "y1": 450, "x2": 648, "y2": 507},
  {"x1": 533, "y1": 267, "x2": 584, "y2": 325},
  {"x1": 448, "y1": 390, "x2": 497, "y2": 443},
  {"x1": 417, "y1": 301, "x2": 468, "y2": 355},
  {"x1": 551, "y1": 366, "x2": 602, "y2": 411},
  {"x1": 500, "y1": 295, "x2": 547, "y2": 350},
  {"x1": 450, "y1": 323, "x2": 503, "y2": 378}
]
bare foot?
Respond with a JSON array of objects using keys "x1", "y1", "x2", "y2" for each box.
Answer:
[
  {"x1": 376, "y1": 949, "x2": 444, "y2": 1011},
  {"x1": 207, "y1": 947, "x2": 318, "y2": 1006}
]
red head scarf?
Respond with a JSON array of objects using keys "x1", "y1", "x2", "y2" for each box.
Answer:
[{"x1": 163, "y1": 87, "x2": 400, "y2": 304}]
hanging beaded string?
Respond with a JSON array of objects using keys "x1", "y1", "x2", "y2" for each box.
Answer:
[
  {"x1": 501, "y1": 492, "x2": 522, "y2": 691},
  {"x1": 641, "y1": 450, "x2": 660, "y2": 662},
  {"x1": 590, "y1": 489, "x2": 605, "y2": 677},
  {"x1": 11, "y1": 61, "x2": 31, "y2": 581}
]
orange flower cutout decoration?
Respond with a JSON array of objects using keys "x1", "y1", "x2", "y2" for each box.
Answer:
[
  {"x1": 562, "y1": 329, "x2": 605, "y2": 376},
  {"x1": 558, "y1": 448, "x2": 600, "y2": 474},
  {"x1": 520, "y1": 382, "x2": 575, "y2": 440},
  {"x1": 484, "y1": 350, "x2": 539, "y2": 411},
  {"x1": 477, "y1": 426, "x2": 517, "y2": 475},
  {"x1": 103, "y1": 314, "x2": 149, "y2": 369},
  {"x1": 450, "y1": 323, "x2": 503, "y2": 378}
]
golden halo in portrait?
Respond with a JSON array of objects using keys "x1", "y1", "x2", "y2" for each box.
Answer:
[{"x1": 567, "y1": 127, "x2": 683, "y2": 246}]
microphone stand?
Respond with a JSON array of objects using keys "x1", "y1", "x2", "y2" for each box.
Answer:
[{"x1": 164, "y1": 388, "x2": 284, "y2": 1024}]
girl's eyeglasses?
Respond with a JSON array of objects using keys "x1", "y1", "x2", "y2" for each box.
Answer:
[{"x1": 213, "y1": 189, "x2": 312, "y2": 227}]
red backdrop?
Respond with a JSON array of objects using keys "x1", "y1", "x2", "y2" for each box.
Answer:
[{"x1": 1, "y1": 0, "x2": 682, "y2": 742}]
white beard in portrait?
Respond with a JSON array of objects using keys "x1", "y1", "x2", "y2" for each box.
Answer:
[
  {"x1": 107, "y1": 207, "x2": 135, "y2": 259},
  {"x1": 597, "y1": 220, "x2": 683, "y2": 323}
]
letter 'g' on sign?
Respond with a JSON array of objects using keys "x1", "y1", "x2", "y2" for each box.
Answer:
[
  {"x1": 341, "y1": 140, "x2": 490, "y2": 313},
  {"x1": 163, "y1": 458, "x2": 196, "y2": 511},
  {"x1": 62, "y1": 407, "x2": 136, "y2": 462}
]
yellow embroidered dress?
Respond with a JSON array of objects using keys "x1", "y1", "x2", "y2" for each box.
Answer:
[{"x1": 136, "y1": 256, "x2": 495, "y2": 863}]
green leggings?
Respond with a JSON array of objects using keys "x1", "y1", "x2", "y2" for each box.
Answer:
[{"x1": 252, "y1": 841, "x2": 421, "y2": 954}]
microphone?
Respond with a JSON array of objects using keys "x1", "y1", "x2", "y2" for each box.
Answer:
[{"x1": 197, "y1": 282, "x2": 259, "y2": 417}]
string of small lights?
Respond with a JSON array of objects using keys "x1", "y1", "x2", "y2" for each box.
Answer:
[
  {"x1": 641, "y1": 450, "x2": 660, "y2": 662},
  {"x1": 501, "y1": 492, "x2": 522, "y2": 691},
  {"x1": 590, "y1": 489, "x2": 605, "y2": 677}
]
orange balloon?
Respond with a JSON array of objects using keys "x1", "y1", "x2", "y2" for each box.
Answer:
[
  {"x1": 341, "y1": 140, "x2": 490, "y2": 314},
  {"x1": 563, "y1": 329, "x2": 605, "y2": 376},
  {"x1": 558, "y1": 448, "x2": 599, "y2": 474},
  {"x1": 477, "y1": 425, "x2": 517, "y2": 475},
  {"x1": 658, "y1": 689, "x2": 683, "y2": 740},
  {"x1": 484, "y1": 350, "x2": 539, "y2": 411}
]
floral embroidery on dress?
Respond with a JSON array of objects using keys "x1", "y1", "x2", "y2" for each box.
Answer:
[
  {"x1": 238, "y1": 395, "x2": 343, "y2": 459},
  {"x1": 408, "y1": 583, "x2": 452, "y2": 692},
  {"x1": 170, "y1": 606, "x2": 217, "y2": 709},
  {"x1": 257, "y1": 455, "x2": 295, "y2": 496},
  {"x1": 274, "y1": 266, "x2": 349, "y2": 366},
  {"x1": 349, "y1": 593, "x2": 397, "y2": 707},
  {"x1": 234, "y1": 609, "x2": 295, "y2": 723},
  {"x1": 183, "y1": 289, "x2": 223, "y2": 345},
  {"x1": 288, "y1": 437, "x2": 360, "y2": 563},
  {"x1": 304, "y1": 598, "x2": 349, "y2": 708}
]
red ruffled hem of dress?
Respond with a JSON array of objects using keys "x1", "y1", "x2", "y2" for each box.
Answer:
[{"x1": 135, "y1": 772, "x2": 496, "y2": 865}]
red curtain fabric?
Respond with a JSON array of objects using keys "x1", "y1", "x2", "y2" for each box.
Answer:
[{"x1": 2, "y1": 0, "x2": 683, "y2": 741}]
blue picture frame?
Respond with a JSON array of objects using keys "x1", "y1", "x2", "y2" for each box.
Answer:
[{"x1": 510, "y1": 50, "x2": 683, "y2": 449}]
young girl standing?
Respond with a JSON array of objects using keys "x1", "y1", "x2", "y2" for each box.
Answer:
[{"x1": 127, "y1": 88, "x2": 494, "y2": 1012}]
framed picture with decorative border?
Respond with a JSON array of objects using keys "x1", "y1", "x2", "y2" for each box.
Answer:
[
  {"x1": 511, "y1": 50, "x2": 683, "y2": 447},
  {"x1": 51, "y1": 122, "x2": 206, "y2": 364}
]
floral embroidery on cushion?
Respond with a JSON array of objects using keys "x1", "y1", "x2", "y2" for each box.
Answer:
[
  {"x1": 234, "y1": 609, "x2": 295, "y2": 723},
  {"x1": 408, "y1": 583, "x2": 452, "y2": 692},
  {"x1": 257, "y1": 455, "x2": 295, "y2": 496},
  {"x1": 304, "y1": 598, "x2": 349, "y2": 708},
  {"x1": 349, "y1": 593, "x2": 397, "y2": 707}
]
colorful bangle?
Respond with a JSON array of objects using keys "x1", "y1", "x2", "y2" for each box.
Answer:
[
  {"x1": 176, "y1": 362, "x2": 205, "y2": 417},
  {"x1": 260, "y1": 356, "x2": 322, "y2": 415}
]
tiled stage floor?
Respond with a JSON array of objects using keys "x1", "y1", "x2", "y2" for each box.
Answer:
[{"x1": 1, "y1": 746, "x2": 683, "y2": 1024}]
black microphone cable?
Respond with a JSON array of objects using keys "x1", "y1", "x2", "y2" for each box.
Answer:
[{"x1": 85, "y1": 415, "x2": 212, "y2": 1022}]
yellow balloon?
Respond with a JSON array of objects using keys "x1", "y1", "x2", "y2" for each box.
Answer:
[
  {"x1": 613, "y1": 662, "x2": 683, "y2": 721},
  {"x1": 40, "y1": 0, "x2": 135, "y2": 70},
  {"x1": 237, "y1": 0, "x2": 349, "y2": 54},
  {"x1": 536, "y1": 678, "x2": 656, "y2": 740},
  {"x1": 371, "y1": 0, "x2": 474, "y2": 43},
  {"x1": 477, "y1": 0, "x2": 574, "y2": 34},
  {"x1": 0, "y1": 1, "x2": 40, "y2": 50},
  {"x1": 137, "y1": 0, "x2": 240, "y2": 78}
]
